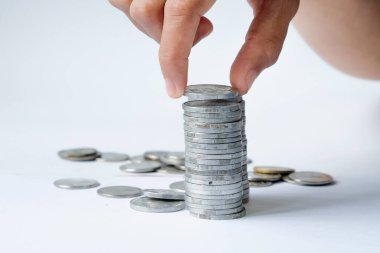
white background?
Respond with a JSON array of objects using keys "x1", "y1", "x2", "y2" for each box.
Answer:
[{"x1": 0, "y1": 0, "x2": 379, "y2": 252}]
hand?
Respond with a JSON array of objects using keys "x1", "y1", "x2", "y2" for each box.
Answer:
[{"x1": 110, "y1": 0, "x2": 299, "y2": 98}]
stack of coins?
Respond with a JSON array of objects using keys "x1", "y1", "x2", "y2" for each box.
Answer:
[{"x1": 183, "y1": 85, "x2": 249, "y2": 220}]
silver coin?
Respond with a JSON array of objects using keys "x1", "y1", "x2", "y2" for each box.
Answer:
[
  {"x1": 242, "y1": 198, "x2": 249, "y2": 204},
  {"x1": 54, "y1": 178, "x2": 100, "y2": 190},
  {"x1": 184, "y1": 110, "x2": 242, "y2": 118},
  {"x1": 185, "y1": 130, "x2": 241, "y2": 139},
  {"x1": 185, "y1": 181, "x2": 242, "y2": 191},
  {"x1": 186, "y1": 190, "x2": 242, "y2": 200},
  {"x1": 185, "y1": 136, "x2": 242, "y2": 144},
  {"x1": 185, "y1": 157, "x2": 242, "y2": 166},
  {"x1": 183, "y1": 100, "x2": 240, "y2": 113},
  {"x1": 185, "y1": 85, "x2": 239, "y2": 100},
  {"x1": 144, "y1": 189, "x2": 185, "y2": 200},
  {"x1": 186, "y1": 151, "x2": 242, "y2": 160},
  {"x1": 288, "y1": 171, "x2": 334, "y2": 186},
  {"x1": 187, "y1": 205, "x2": 244, "y2": 216},
  {"x1": 185, "y1": 176, "x2": 241, "y2": 185},
  {"x1": 100, "y1": 152, "x2": 129, "y2": 162},
  {"x1": 185, "y1": 161, "x2": 241, "y2": 170},
  {"x1": 183, "y1": 115, "x2": 241, "y2": 124},
  {"x1": 185, "y1": 172, "x2": 243, "y2": 181},
  {"x1": 226, "y1": 96, "x2": 243, "y2": 103},
  {"x1": 248, "y1": 172, "x2": 282, "y2": 182},
  {"x1": 282, "y1": 175, "x2": 298, "y2": 185},
  {"x1": 249, "y1": 181, "x2": 273, "y2": 187},
  {"x1": 185, "y1": 195, "x2": 242, "y2": 205},
  {"x1": 185, "y1": 141, "x2": 242, "y2": 150},
  {"x1": 184, "y1": 121, "x2": 242, "y2": 133},
  {"x1": 186, "y1": 200, "x2": 242, "y2": 210},
  {"x1": 97, "y1": 186, "x2": 143, "y2": 198},
  {"x1": 254, "y1": 165, "x2": 295, "y2": 175},
  {"x1": 130, "y1": 197, "x2": 185, "y2": 213},
  {"x1": 58, "y1": 154, "x2": 99, "y2": 162},
  {"x1": 58, "y1": 148, "x2": 98, "y2": 158},
  {"x1": 189, "y1": 207, "x2": 246, "y2": 220},
  {"x1": 186, "y1": 167, "x2": 242, "y2": 176},
  {"x1": 174, "y1": 164, "x2": 186, "y2": 171},
  {"x1": 160, "y1": 152, "x2": 185, "y2": 166},
  {"x1": 169, "y1": 181, "x2": 185, "y2": 193},
  {"x1": 143, "y1": 150, "x2": 168, "y2": 161},
  {"x1": 186, "y1": 185, "x2": 243, "y2": 195},
  {"x1": 120, "y1": 160, "x2": 161, "y2": 173},
  {"x1": 157, "y1": 165, "x2": 184, "y2": 175},
  {"x1": 129, "y1": 155, "x2": 146, "y2": 163},
  {"x1": 186, "y1": 147, "x2": 243, "y2": 156}
]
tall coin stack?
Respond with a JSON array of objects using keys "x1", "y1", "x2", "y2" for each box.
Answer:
[{"x1": 183, "y1": 84, "x2": 249, "y2": 220}]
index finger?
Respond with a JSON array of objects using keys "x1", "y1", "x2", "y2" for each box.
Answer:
[{"x1": 159, "y1": 0, "x2": 215, "y2": 98}]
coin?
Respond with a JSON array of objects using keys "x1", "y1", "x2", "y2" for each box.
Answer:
[
  {"x1": 54, "y1": 178, "x2": 100, "y2": 190},
  {"x1": 160, "y1": 152, "x2": 185, "y2": 166},
  {"x1": 186, "y1": 200, "x2": 242, "y2": 210},
  {"x1": 185, "y1": 84, "x2": 239, "y2": 100},
  {"x1": 186, "y1": 151, "x2": 242, "y2": 160},
  {"x1": 185, "y1": 141, "x2": 242, "y2": 150},
  {"x1": 157, "y1": 165, "x2": 184, "y2": 175},
  {"x1": 130, "y1": 197, "x2": 185, "y2": 213},
  {"x1": 169, "y1": 181, "x2": 185, "y2": 193},
  {"x1": 185, "y1": 130, "x2": 242, "y2": 139},
  {"x1": 254, "y1": 166, "x2": 295, "y2": 175},
  {"x1": 120, "y1": 160, "x2": 161, "y2": 173},
  {"x1": 249, "y1": 181, "x2": 273, "y2": 187},
  {"x1": 185, "y1": 161, "x2": 241, "y2": 170},
  {"x1": 187, "y1": 205, "x2": 244, "y2": 216},
  {"x1": 184, "y1": 110, "x2": 241, "y2": 118},
  {"x1": 185, "y1": 175, "x2": 241, "y2": 185},
  {"x1": 174, "y1": 164, "x2": 186, "y2": 171},
  {"x1": 100, "y1": 152, "x2": 129, "y2": 162},
  {"x1": 143, "y1": 150, "x2": 168, "y2": 161},
  {"x1": 185, "y1": 195, "x2": 242, "y2": 205},
  {"x1": 97, "y1": 186, "x2": 143, "y2": 198},
  {"x1": 58, "y1": 148, "x2": 99, "y2": 161},
  {"x1": 185, "y1": 136, "x2": 242, "y2": 144},
  {"x1": 185, "y1": 157, "x2": 242, "y2": 166},
  {"x1": 144, "y1": 189, "x2": 185, "y2": 200},
  {"x1": 184, "y1": 121, "x2": 242, "y2": 133},
  {"x1": 186, "y1": 191, "x2": 242, "y2": 200},
  {"x1": 189, "y1": 207, "x2": 246, "y2": 220},
  {"x1": 183, "y1": 115, "x2": 241, "y2": 124},
  {"x1": 186, "y1": 167, "x2": 242, "y2": 176},
  {"x1": 248, "y1": 172, "x2": 282, "y2": 182},
  {"x1": 185, "y1": 185, "x2": 243, "y2": 196},
  {"x1": 185, "y1": 172, "x2": 243, "y2": 181},
  {"x1": 288, "y1": 171, "x2": 334, "y2": 186},
  {"x1": 185, "y1": 181, "x2": 242, "y2": 191}
]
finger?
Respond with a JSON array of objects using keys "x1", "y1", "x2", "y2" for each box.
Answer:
[
  {"x1": 109, "y1": 0, "x2": 148, "y2": 35},
  {"x1": 159, "y1": 0, "x2": 216, "y2": 98},
  {"x1": 129, "y1": 0, "x2": 166, "y2": 43},
  {"x1": 230, "y1": 0, "x2": 299, "y2": 94},
  {"x1": 193, "y1": 16, "x2": 213, "y2": 46}
]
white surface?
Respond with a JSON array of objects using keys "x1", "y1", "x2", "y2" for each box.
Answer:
[{"x1": 1, "y1": 0, "x2": 380, "y2": 252}]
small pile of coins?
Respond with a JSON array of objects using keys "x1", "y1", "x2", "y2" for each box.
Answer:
[
  {"x1": 182, "y1": 85, "x2": 249, "y2": 220},
  {"x1": 58, "y1": 148, "x2": 129, "y2": 162}
]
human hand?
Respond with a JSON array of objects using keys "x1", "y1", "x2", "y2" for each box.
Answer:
[{"x1": 109, "y1": 0, "x2": 299, "y2": 98}]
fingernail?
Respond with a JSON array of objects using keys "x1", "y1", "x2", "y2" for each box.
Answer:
[
  {"x1": 245, "y1": 70, "x2": 258, "y2": 92},
  {"x1": 165, "y1": 78, "x2": 183, "y2": 98}
]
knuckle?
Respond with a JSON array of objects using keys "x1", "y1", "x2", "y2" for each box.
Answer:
[
  {"x1": 108, "y1": 0, "x2": 129, "y2": 9},
  {"x1": 129, "y1": 1, "x2": 156, "y2": 20},
  {"x1": 262, "y1": 36, "x2": 283, "y2": 66}
]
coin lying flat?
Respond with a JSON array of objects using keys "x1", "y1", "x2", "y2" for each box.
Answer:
[
  {"x1": 185, "y1": 84, "x2": 239, "y2": 101},
  {"x1": 169, "y1": 181, "x2": 185, "y2": 193},
  {"x1": 97, "y1": 186, "x2": 143, "y2": 198},
  {"x1": 58, "y1": 148, "x2": 99, "y2": 161},
  {"x1": 249, "y1": 181, "x2": 273, "y2": 188},
  {"x1": 130, "y1": 197, "x2": 185, "y2": 213},
  {"x1": 143, "y1": 151, "x2": 168, "y2": 161},
  {"x1": 288, "y1": 171, "x2": 334, "y2": 186},
  {"x1": 254, "y1": 166, "x2": 295, "y2": 175},
  {"x1": 157, "y1": 166, "x2": 184, "y2": 175},
  {"x1": 160, "y1": 152, "x2": 185, "y2": 166},
  {"x1": 248, "y1": 172, "x2": 282, "y2": 182},
  {"x1": 144, "y1": 189, "x2": 185, "y2": 200},
  {"x1": 174, "y1": 164, "x2": 186, "y2": 171},
  {"x1": 120, "y1": 160, "x2": 161, "y2": 173},
  {"x1": 54, "y1": 178, "x2": 100, "y2": 190},
  {"x1": 100, "y1": 152, "x2": 129, "y2": 162}
]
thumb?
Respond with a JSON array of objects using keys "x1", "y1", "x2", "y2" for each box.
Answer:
[{"x1": 230, "y1": 0, "x2": 299, "y2": 94}]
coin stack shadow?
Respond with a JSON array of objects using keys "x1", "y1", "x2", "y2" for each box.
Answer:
[{"x1": 183, "y1": 99, "x2": 247, "y2": 220}]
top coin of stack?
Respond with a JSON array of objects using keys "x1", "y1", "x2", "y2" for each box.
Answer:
[
  {"x1": 182, "y1": 94, "x2": 246, "y2": 220},
  {"x1": 185, "y1": 84, "x2": 249, "y2": 204}
]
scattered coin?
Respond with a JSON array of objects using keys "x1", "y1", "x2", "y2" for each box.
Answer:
[
  {"x1": 248, "y1": 172, "x2": 282, "y2": 182},
  {"x1": 54, "y1": 178, "x2": 100, "y2": 190},
  {"x1": 120, "y1": 160, "x2": 161, "y2": 173},
  {"x1": 143, "y1": 151, "x2": 168, "y2": 161},
  {"x1": 130, "y1": 197, "x2": 185, "y2": 213},
  {"x1": 157, "y1": 165, "x2": 184, "y2": 175},
  {"x1": 254, "y1": 166, "x2": 295, "y2": 175},
  {"x1": 100, "y1": 152, "x2": 129, "y2": 162},
  {"x1": 58, "y1": 148, "x2": 99, "y2": 161},
  {"x1": 249, "y1": 181, "x2": 273, "y2": 188},
  {"x1": 160, "y1": 152, "x2": 185, "y2": 166},
  {"x1": 288, "y1": 171, "x2": 334, "y2": 186},
  {"x1": 144, "y1": 189, "x2": 185, "y2": 200},
  {"x1": 97, "y1": 186, "x2": 143, "y2": 198},
  {"x1": 169, "y1": 181, "x2": 185, "y2": 193}
]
